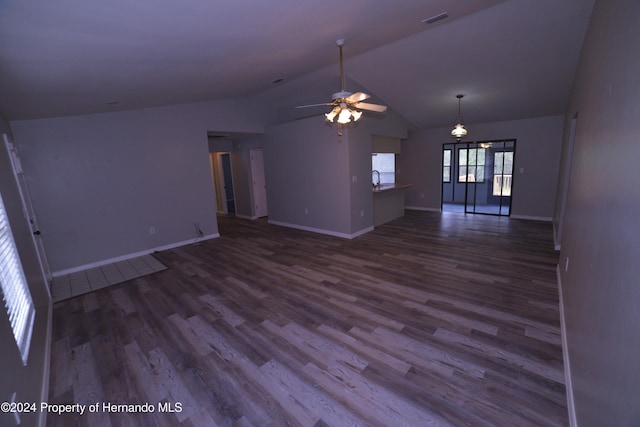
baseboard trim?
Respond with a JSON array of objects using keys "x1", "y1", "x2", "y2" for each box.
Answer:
[
  {"x1": 405, "y1": 206, "x2": 441, "y2": 212},
  {"x1": 510, "y1": 214, "x2": 553, "y2": 222},
  {"x1": 557, "y1": 265, "x2": 577, "y2": 427},
  {"x1": 268, "y1": 220, "x2": 373, "y2": 239},
  {"x1": 39, "y1": 299, "x2": 53, "y2": 427},
  {"x1": 52, "y1": 233, "x2": 220, "y2": 277}
]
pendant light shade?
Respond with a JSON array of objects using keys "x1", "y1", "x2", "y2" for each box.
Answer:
[{"x1": 451, "y1": 94, "x2": 468, "y2": 142}]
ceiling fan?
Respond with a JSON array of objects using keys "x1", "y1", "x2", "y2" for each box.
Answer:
[{"x1": 296, "y1": 39, "x2": 387, "y2": 125}]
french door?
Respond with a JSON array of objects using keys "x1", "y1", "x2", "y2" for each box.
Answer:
[{"x1": 441, "y1": 139, "x2": 516, "y2": 216}]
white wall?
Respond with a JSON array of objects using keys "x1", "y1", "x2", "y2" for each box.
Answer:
[
  {"x1": 556, "y1": 1, "x2": 640, "y2": 425},
  {"x1": 10, "y1": 99, "x2": 268, "y2": 273},
  {"x1": 399, "y1": 115, "x2": 564, "y2": 220}
]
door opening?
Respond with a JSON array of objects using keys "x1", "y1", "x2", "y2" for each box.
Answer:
[
  {"x1": 441, "y1": 139, "x2": 515, "y2": 216},
  {"x1": 249, "y1": 148, "x2": 268, "y2": 218},
  {"x1": 210, "y1": 152, "x2": 236, "y2": 215}
]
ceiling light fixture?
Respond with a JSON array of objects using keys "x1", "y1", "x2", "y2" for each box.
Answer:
[
  {"x1": 296, "y1": 39, "x2": 387, "y2": 135},
  {"x1": 324, "y1": 40, "x2": 364, "y2": 126},
  {"x1": 451, "y1": 94, "x2": 468, "y2": 142},
  {"x1": 325, "y1": 103, "x2": 362, "y2": 124}
]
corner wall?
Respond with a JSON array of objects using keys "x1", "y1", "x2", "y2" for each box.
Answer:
[
  {"x1": 264, "y1": 109, "x2": 409, "y2": 238},
  {"x1": 264, "y1": 116, "x2": 352, "y2": 236}
]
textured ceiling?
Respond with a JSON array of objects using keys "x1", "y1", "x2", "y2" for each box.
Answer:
[{"x1": 0, "y1": 0, "x2": 594, "y2": 129}]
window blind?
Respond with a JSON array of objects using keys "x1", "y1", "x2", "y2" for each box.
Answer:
[{"x1": 0, "y1": 192, "x2": 35, "y2": 365}]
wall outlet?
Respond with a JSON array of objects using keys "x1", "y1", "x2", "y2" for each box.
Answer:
[
  {"x1": 352, "y1": 175, "x2": 357, "y2": 183},
  {"x1": 360, "y1": 210, "x2": 364, "y2": 217},
  {"x1": 149, "y1": 226, "x2": 156, "y2": 235},
  {"x1": 304, "y1": 208, "x2": 309, "y2": 215}
]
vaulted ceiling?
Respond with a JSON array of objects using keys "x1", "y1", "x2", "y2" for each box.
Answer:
[{"x1": 0, "y1": 0, "x2": 594, "y2": 129}]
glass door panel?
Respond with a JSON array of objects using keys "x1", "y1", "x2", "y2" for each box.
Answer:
[{"x1": 442, "y1": 139, "x2": 515, "y2": 216}]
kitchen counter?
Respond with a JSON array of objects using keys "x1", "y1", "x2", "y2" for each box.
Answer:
[
  {"x1": 372, "y1": 183, "x2": 412, "y2": 226},
  {"x1": 372, "y1": 183, "x2": 413, "y2": 193}
]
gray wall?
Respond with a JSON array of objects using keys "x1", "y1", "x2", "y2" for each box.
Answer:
[
  {"x1": 264, "y1": 110, "x2": 408, "y2": 237},
  {"x1": 264, "y1": 116, "x2": 353, "y2": 235},
  {"x1": 556, "y1": 1, "x2": 640, "y2": 425},
  {"x1": 1, "y1": 118, "x2": 51, "y2": 427},
  {"x1": 400, "y1": 115, "x2": 564, "y2": 219},
  {"x1": 10, "y1": 99, "x2": 267, "y2": 273}
]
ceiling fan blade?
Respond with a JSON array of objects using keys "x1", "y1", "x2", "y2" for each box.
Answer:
[
  {"x1": 354, "y1": 102, "x2": 387, "y2": 113},
  {"x1": 295, "y1": 103, "x2": 332, "y2": 109},
  {"x1": 346, "y1": 92, "x2": 370, "y2": 103}
]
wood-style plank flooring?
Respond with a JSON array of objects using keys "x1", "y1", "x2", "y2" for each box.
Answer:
[{"x1": 48, "y1": 210, "x2": 567, "y2": 426}]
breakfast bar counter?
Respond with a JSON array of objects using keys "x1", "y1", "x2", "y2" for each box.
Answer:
[{"x1": 372, "y1": 183, "x2": 412, "y2": 226}]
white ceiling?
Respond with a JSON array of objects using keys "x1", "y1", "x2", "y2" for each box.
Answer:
[{"x1": 0, "y1": 0, "x2": 594, "y2": 129}]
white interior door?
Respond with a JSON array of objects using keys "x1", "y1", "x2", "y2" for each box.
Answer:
[
  {"x1": 249, "y1": 148, "x2": 268, "y2": 218},
  {"x1": 3, "y1": 134, "x2": 52, "y2": 287}
]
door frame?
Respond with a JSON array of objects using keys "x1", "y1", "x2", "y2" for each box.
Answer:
[
  {"x1": 554, "y1": 114, "x2": 577, "y2": 250},
  {"x1": 441, "y1": 139, "x2": 516, "y2": 217},
  {"x1": 3, "y1": 133, "x2": 52, "y2": 288},
  {"x1": 249, "y1": 148, "x2": 268, "y2": 218},
  {"x1": 214, "y1": 152, "x2": 236, "y2": 215}
]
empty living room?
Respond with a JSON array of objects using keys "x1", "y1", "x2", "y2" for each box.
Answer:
[{"x1": 1, "y1": 1, "x2": 639, "y2": 426}]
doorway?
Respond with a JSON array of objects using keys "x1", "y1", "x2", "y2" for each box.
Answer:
[
  {"x1": 249, "y1": 148, "x2": 268, "y2": 218},
  {"x1": 441, "y1": 139, "x2": 515, "y2": 216},
  {"x1": 210, "y1": 152, "x2": 236, "y2": 215}
]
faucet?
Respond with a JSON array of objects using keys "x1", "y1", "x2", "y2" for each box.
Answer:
[{"x1": 372, "y1": 170, "x2": 380, "y2": 187}]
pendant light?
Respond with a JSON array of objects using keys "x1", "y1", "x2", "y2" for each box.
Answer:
[{"x1": 451, "y1": 94, "x2": 468, "y2": 142}]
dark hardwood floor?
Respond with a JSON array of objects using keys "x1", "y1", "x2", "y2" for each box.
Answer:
[{"x1": 48, "y1": 210, "x2": 567, "y2": 426}]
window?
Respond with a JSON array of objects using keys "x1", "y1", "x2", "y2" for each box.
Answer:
[
  {"x1": 458, "y1": 148, "x2": 486, "y2": 182},
  {"x1": 0, "y1": 192, "x2": 35, "y2": 365},
  {"x1": 371, "y1": 153, "x2": 395, "y2": 184},
  {"x1": 493, "y1": 151, "x2": 514, "y2": 196},
  {"x1": 442, "y1": 149, "x2": 451, "y2": 183}
]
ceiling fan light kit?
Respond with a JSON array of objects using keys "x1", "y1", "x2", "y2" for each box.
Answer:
[
  {"x1": 451, "y1": 94, "x2": 468, "y2": 142},
  {"x1": 296, "y1": 39, "x2": 387, "y2": 130}
]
